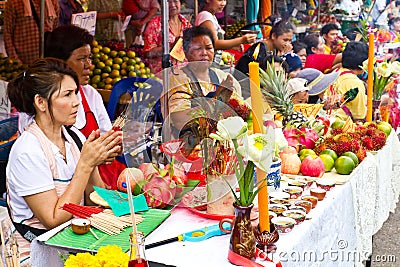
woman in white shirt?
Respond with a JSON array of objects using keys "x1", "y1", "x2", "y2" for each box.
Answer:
[{"x1": 6, "y1": 58, "x2": 122, "y2": 265}]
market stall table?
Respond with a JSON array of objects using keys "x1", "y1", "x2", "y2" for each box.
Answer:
[{"x1": 29, "y1": 132, "x2": 400, "y2": 267}]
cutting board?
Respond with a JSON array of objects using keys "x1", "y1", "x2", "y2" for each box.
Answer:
[{"x1": 45, "y1": 209, "x2": 170, "y2": 252}]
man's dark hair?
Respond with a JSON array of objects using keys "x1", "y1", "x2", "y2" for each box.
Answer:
[
  {"x1": 292, "y1": 40, "x2": 307, "y2": 54},
  {"x1": 183, "y1": 26, "x2": 215, "y2": 54},
  {"x1": 303, "y1": 33, "x2": 320, "y2": 55},
  {"x1": 342, "y1": 41, "x2": 368, "y2": 70},
  {"x1": 320, "y1": 23, "x2": 339, "y2": 36},
  {"x1": 44, "y1": 25, "x2": 93, "y2": 61}
]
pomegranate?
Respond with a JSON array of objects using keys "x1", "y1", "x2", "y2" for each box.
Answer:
[
  {"x1": 280, "y1": 153, "x2": 301, "y2": 175},
  {"x1": 117, "y1": 168, "x2": 145, "y2": 193},
  {"x1": 300, "y1": 155, "x2": 325, "y2": 177}
]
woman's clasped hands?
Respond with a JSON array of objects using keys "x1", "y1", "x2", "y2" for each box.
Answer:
[{"x1": 80, "y1": 129, "x2": 123, "y2": 167}]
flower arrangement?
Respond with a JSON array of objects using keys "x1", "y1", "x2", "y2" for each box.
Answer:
[
  {"x1": 362, "y1": 59, "x2": 400, "y2": 100},
  {"x1": 63, "y1": 245, "x2": 129, "y2": 267},
  {"x1": 209, "y1": 116, "x2": 274, "y2": 206}
]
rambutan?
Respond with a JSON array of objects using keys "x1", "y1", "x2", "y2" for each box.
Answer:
[
  {"x1": 362, "y1": 137, "x2": 374, "y2": 150},
  {"x1": 330, "y1": 128, "x2": 343, "y2": 135},
  {"x1": 356, "y1": 147, "x2": 367, "y2": 162}
]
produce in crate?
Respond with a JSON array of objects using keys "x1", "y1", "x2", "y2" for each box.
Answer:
[
  {"x1": 0, "y1": 53, "x2": 27, "y2": 81},
  {"x1": 260, "y1": 62, "x2": 308, "y2": 127}
]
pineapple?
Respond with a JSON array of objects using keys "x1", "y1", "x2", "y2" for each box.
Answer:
[{"x1": 259, "y1": 61, "x2": 308, "y2": 127}]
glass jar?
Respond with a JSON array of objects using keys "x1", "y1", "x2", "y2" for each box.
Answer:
[{"x1": 128, "y1": 232, "x2": 148, "y2": 267}]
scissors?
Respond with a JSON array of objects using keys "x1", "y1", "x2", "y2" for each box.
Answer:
[{"x1": 145, "y1": 223, "x2": 231, "y2": 249}]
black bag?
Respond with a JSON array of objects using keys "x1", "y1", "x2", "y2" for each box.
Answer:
[{"x1": 234, "y1": 41, "x2": 269, "y2": 76}]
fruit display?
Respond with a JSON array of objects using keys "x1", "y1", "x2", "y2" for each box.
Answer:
[
  {"x1": 89, "y1": 40, "x2": 154, "y2": 90},
  {"x1": 220, "y1": 51, "x2": 235, "y2": 66},
  {"x1": 330, "y1": 35, "x2": 349, "y2": 54},
  {"x1": 0, "y1": 53, "x2": 27, "y2": 82},
  {"x1": 225, "y1": 19, "x2": 246, "y2": 39}
]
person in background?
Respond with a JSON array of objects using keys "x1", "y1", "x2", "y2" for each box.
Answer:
[
  {"x1": 325, "y1": 41, "x2": 368, "y2": 121},
  {"x1": 371, "y1": 0, "x2": 388, "y2": 30},
  {"x1": 12, "y1": 25, "x2": 126, "y2": 190},
  {"x1": 6, "y1": 58, "x2": 121, "y2": 265},
  {"x1": 122, "y1": 0, "x2": 160, "y2": 48},
  {"x1": 143, "y1": 0, "x2": 191, "y2": 74},
  {"x1": 282, "y1": 52, "x2": 303, "y2": 78},
  {"x1": 263, "y1": 16, "x2": 294, "y2": 56},
  {"x1": 303, "y1": 33, "x2": 342, "y2": 73},
  {"x1": 4, "y1": 0, "x2": 59, "y2": 64},
  {"x1": 320, "y1": 23, "x2": 339, "y2": 54},
  {"x1": 389, "y1": 17, "x2": 400, "y2": 40},
  {"x1": 234, "y1": 17, "x2": 293, "y2": 76},
  {"x1": 287, "y1": 78, "x2": 309, "y2": 104},
  {"x1": 87, "y1": 0, "x2": 124, "y2": 44},
  {"x1": 58, "y1": 0, "x2": 84, "y2": 26},
  {"x1": 195, "y1": 0, "x2": 257, "y2": 64},
  {"x1": 167, "y1": 26, "x2": 242, "y2": 131},
  {"x1": 292, "y1": 40, "x2": 307, "y2": 68},
  {"x1": 296, "y1": 68, "x2": 339, "y2": 104}
]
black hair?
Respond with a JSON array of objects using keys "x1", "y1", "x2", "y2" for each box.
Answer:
[
  {"x1": 183, "y1": 26, "x2": 215, "y2": 54},
  {"x1": 344, "y1": 27, "x2": 361, "y2": 41},
  {"x1": 261, "y1": 54, "x2": 289, "y2": 73},
  {"x1": 292, "y1": 41, "x2": 307, "y2": 54},
  {"x1": 44, "y1": 25, "x2": 94, "y2": 61},
  {"x1": 303, "y1": 33, "x2": 321, "y2": 55},
  {"x1": 7, "y1": 58, "x2": 80, "y2": 116},
  {"x1": 268, "y1": 16, "x2": 294, "y2": 38},
  {"x1": 342, "y1": 41, "x2": 368, "y2": 70},
  {"x1": 320, "y1": 23, "x2": 339, "y2": 36}
]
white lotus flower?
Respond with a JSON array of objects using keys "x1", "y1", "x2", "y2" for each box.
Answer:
[
  {"x1": 237, "y1": 132, "x2": 274, "y2": 173},
  {"x1": 391, "y1": 61, "x2": 400, "y2": 75},
  {"x1": 376, "y1": 62, "x2": 392, "y2": 78},
  {"x1": 209, "y1": 116, "x2": 248, "y2": 141}
]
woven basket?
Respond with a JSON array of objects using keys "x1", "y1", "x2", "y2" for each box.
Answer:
[{"x1": 0, "y1": 116, "x2": 18, "y2": 161}]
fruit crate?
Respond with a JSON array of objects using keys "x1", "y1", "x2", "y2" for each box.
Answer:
[{"x1": 0, "y1": 116, "x2": 18, "y2": 162}]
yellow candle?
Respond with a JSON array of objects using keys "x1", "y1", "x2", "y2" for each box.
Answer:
[
  {"x1": 367, "y1": 33, "x2": 374, "y2": 122},
  {"x1": 249, "y1": 62, "x2": 270, "y2": 233}
]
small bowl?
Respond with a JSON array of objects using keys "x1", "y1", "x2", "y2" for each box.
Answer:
[
  {"x1": 301, "y1": 195, "x2": 318, "y2": 208},
  {"x1": 310, "y1": 188, "x2": 327, "y2": 201},
  {"x1": 282, "y1": 210, "x2": 306, "y2": 224},
  {"x1": 271, "y1": 216, "x2": 296, "y2": 233},
  {"x1": 283, "y1": 186, "x2": 303, "y2": 199},
  {"x1": 302, "y1": 176, "x2": 316, "y2": 187},
  {"x1": 269, "y1": 211, "x2": 277, "y2": 220},
  {"x1": 288, "y1": 205, "x2": 307, "y2": 213},
  {"x1": 71, "y1": 218, "x2": 91, "y2": 235},
  {"x1": 269, "y1": 191, "x2": 290, "y2": 200},
  {"x1": 294, "y1": 200, "x2": 313, "y2": 214},
  {"x1": 316, "y1": 178, "x2": 336, "y2": 191},
  {"x1": 269, "y1": 204, "x2": 288, "y2": 215},
  {"x1": 288, "y1": 179, "x2": 307, "y2": 189},
  {"x1": 270, "y1": 197, "x2": 292, "y2": 207}
]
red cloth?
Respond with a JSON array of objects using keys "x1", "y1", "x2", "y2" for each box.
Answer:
[
  {"x1": 305, "y1": 54, "x2": 336, "y2": 73},
  {"x1": 121, "y1": 0, "x2": 140, "y2": 16},
  {"x1": 78, "y1": 86, "x2": 126, "y2": 190}
]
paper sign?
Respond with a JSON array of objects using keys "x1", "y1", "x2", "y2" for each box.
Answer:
[
  {"x1": 121, "y1": 15, "x2": 131, "y2": 32},
  {"x1": 72, "y1": 11, "x2": 97, "y2": 36},
  {"x1": 0, "y1": 80, "x2": 10, "y2": 114},
  {"x1": 291, "y1": 8, "x2": 298, "y2": 17}
]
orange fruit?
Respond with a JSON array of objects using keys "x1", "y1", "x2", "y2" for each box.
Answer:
[
  {"x1": 320, "y1": 149, "x2": 338, "y2": 161},
  {"x1": 341, "y1": 151, "x2": 359, "y2": 166},
  {"x1": 334, "y1": 156, "x2": 355, "y2": 175},
  {"x1": 319, "y1": 154, "x2": 335, "y2": 172}
]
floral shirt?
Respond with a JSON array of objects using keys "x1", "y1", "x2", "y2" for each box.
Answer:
[
  {"x1": 143, "y1": 14, "x2": 191, "y2": 74},
  {"x1": 88, "y1": 0, "x2": 122, "y2": 43},
  {"x1": 4, "y1": 0, "x2": 59, "y2": 64}
]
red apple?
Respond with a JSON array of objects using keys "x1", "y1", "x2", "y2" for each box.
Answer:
[{"x1": 300, "y1": 155, "x2": 325, "y2": 177}]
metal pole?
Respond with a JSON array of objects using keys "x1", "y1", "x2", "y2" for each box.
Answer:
[
  {"x1": 39, "y1": 0, "x2": 44, "y2": 58},
  {"x1": 161, "y1": 0, "x2": 170, "y2": 131}
]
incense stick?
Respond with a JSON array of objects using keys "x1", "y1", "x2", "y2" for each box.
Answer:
[{"x1": 124, "y1": 176, "x2": 138, "y2": 236}]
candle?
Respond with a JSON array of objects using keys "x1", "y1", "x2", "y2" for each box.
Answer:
[
  {"x1": 249, "y1": 62, "x2": 270, "y2": 233},
  {"x1": 367, "y1": 33, "x2": 374, "y2": 122}
]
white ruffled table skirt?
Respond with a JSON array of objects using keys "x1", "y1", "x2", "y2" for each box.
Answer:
[{"x1": 22, "y1": 132, "x2": 400, "y2": 267}]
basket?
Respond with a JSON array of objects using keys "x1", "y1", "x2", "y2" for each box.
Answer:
[{"x1": 0, "y1": 116, "x2": 18, "y2": 162}]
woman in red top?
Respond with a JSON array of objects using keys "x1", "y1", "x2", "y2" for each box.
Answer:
[{"x1": 303, "y1": 33, "x2": 342, "y2": 73}]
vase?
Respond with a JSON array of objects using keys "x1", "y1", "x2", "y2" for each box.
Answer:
[
  {"x1": 206, "y1": 174, "x2": 236, "y2": 215},
  {"x1": 267, "y1": 157, "x2": 281, "y2": 189},
  {"x1": 372, "y1": 99, "x2": 382, "y2": 121},
  {"x1": 228, "y1": 203, "x2": 256, "y2": 259}
]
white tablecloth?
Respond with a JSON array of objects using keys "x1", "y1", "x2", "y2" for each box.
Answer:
[{"x1": 28, "y1": 132, "x2": 400, "y2": 267}]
